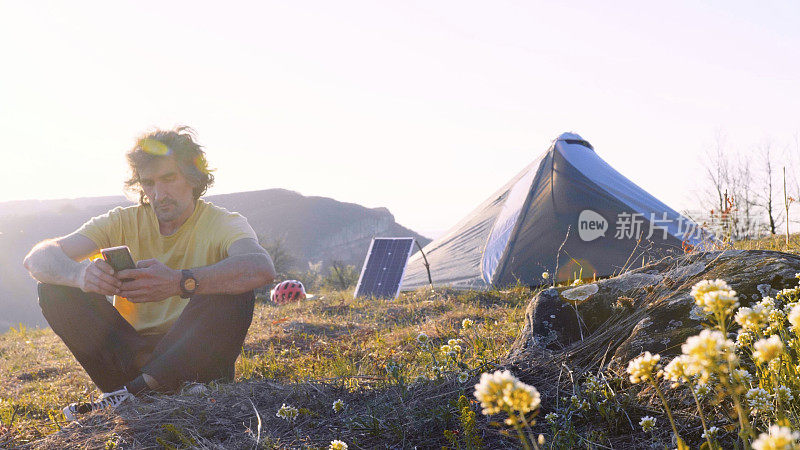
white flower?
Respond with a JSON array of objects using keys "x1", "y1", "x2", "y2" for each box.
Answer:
[
  {"x1": 332, "y1": 399, "x2": 345, "y2": 413},
  {"x1": 276, "y1": 403, "x2": 299, "y2": 422},
  {"x1": 767, "y1": 309, "x2": 787, "y2": 334},
  {"x1": 701, "y1": 291, "x2": 739, "y2": 316},
  {"x1": 570, "y1": 395, "x2": 590, "y2": 411},
  {"x1": 737, "y1": 330, "x2": 755, "y2": 348},
  {"x1": 461, "y1": 318, "x2": 474, "y2": 330},
  {"x1": 731, "y1": 368, "x2": 754, "y2": 387},
  {"x1": 691, "y1": 279, "x2": 732, "y2": 301},
  {"x1": 753, "y1": 335, "x2": 784, "y2": 364},
  {"x1": 663, "y1": 355, "x2": 692, "y2": 386},
  {"x1": 458, "y1": 372, "x2": 469, "y2": 383},
  {"x1": 752, "y1": 425, "x2": 800, "y2": 450},
  {"x1": 416, "y1": 332, "x2": 429, "y2": 345},
  {"x1": 779, "y1": 288, "x2": 800, "y2": 299},
  {"x1": 545, "y1": 412, "x2": 559, "y2": 423},
  {"x1": 627, "y1": 352, "x2": 661, "y2": 384},
  {"x1": 329, "y1": 440, "x2": 348, "y2": 450},
  {"x1": 681, "y1": 329, "x2": 737, "y2": 384},
  {"x1": 746, "y1": 388, "x2": 774, "y2": 416},
  {"x1": 702, "y1": 426, "x2": 719, "y2": 439},
  {"x1": 448, "y1": 338, "x2": 463, "y2": 347},
  {"x1": 583, "y1": 375, "x2": 604, "y2": 395},
  {"x1": 473, "y1": 370, "x2": 541, "y2": 416},
  {"x1": 639, "y1": 415, "x2": 656, "y2": 432},
  {"x1": 788, "y1": 304, "x2": 800, "y2": 331},
  {"x1": 759, "y1": 297, "x2": 777, "y2": 313},
  {"x1": 542, "y1": 271, "x2": 550, "y2": 280},
  {"x1": 777, "y1": 386, "x2": 795, "y2": 404},
  {"x1": 691, "y1": 279, "x2": 739, "y2": 316},
  {"x1": 735, "y1": 306, "x2": 768, "y2": 332},
  {"x1": 440, "y1": 344, "x2": 452, "y2": 353}
]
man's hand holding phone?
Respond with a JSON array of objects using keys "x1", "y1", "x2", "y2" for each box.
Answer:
[
  {"x1": 79, "y1": 259, "x2": 122, "y2": 296},
  {"x1": 117, "y1": 259, "x2": 182, "y2": 303},
  {"x1": 80, "y1": 245, "x2": 135, "y2": 297},
  {"x1": 93, "y1": 246, "x2": 181, "y2": 303}
]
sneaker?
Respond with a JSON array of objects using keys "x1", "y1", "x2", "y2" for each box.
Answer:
[{"x1": 63, "y1": 387, "x2": 133, "y2": 421}]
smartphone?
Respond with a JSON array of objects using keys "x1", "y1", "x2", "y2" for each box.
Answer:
[{"x1": 100, "y1": 246, "x2": 136, "y2": 281}]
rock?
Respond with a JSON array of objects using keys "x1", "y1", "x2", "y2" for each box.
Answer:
[
  {"x1": 183, "y1": 382, "x2": 209, "y2": 396},
  {"x1": 507, "y1": 250, "x2": 800, "y2": 367}
]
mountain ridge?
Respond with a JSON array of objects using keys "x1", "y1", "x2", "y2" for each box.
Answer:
[{"x1": 0, "y1": 189, "x2": 430, "y2": 331}]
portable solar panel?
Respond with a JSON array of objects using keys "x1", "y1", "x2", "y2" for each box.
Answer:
[{"x1": 354, "y1": 237, "x2": 415, "y2": 299}]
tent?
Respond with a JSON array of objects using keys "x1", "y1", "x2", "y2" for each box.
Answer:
[{"x1": 401, "y1": 132, "x2": 709, "y2": 290}]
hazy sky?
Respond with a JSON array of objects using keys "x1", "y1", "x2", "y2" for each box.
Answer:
[{"x1": 2, "y1": 1, "x2": 798, "y2": 237}]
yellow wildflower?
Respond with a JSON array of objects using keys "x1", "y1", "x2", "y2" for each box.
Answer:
[
  {"x1": 681, "y1": 329, "x2": 736, "y2": 385},
  {"x1": 751, "y1": 425, "x2": 799, "y2": 450},
  {"x1": 627, "y1": 352, "x2": 661, "y2": 384},
  {"x1": 788, "y1": 304, "x2": 800, "y2": 331},
  {"x1": 329, "y1": 440, "x2": 348, "y2": 450},
  {"x1": 473, "y1": 370, "x2": 541, "y2": 416},
  {"x1": 753, "y1": 335, "x2": 784, "y2": 364}
]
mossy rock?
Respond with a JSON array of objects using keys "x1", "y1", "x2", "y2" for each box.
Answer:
[{"x1": 507, "y1": 250, "x2": 800, "y2": 368}]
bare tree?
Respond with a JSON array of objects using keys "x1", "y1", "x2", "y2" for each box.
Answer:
[
  {"x1": 702, "y1": 133, "x2": 733, "y2": 216},
  {"x1": 699, "y1": 133, "x2": 761, "y2": 240},
  {"x1": 788, "y1": 132, "x2": 800, "y2": 228},
  {"x1": 754, "y1": 141, "x2": 782, "y2": 235},
  {"x1": 700, "y1": 134, "x2": 750, "y2": 239},
  {"x1": 732, "y1": 152, "x2": 757, "y2": 238}
]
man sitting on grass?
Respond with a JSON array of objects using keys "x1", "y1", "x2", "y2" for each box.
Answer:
[{"x1": 23, "y1": 126, "x2": 275, "y2": 420}]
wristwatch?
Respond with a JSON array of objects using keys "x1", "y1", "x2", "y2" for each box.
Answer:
[{"x1": 179, "y1": 269, "x2": 198, "y2": 299}]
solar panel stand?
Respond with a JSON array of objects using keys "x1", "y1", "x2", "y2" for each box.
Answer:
[{"x1": 414, "y1": 240, "x2": 434, "y2": 291}]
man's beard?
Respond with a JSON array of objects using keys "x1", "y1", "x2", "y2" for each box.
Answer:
[{"x1": 153, "y1": 199, "x2": 182, "y2": 222}]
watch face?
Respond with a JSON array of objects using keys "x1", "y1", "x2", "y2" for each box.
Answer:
[{"x1": 184, "y1": 278, "x2": 197, "y2": 291}]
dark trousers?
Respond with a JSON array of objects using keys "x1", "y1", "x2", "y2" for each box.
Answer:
[{"x1": 38, "y1": 283, "x2": 254, "y2": 393}]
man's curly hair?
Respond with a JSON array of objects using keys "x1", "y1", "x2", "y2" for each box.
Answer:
[{"x1": 124, "y1": 126, "x2": 215, "y2": 204}]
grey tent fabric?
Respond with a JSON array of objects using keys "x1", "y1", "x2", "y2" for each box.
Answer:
[{"x1": 401, "y1": 133, "x2": 709, "y2": 290}]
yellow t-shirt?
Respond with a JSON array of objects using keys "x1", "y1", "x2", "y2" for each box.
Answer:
[{"x1": 76, "y1": 199, "x2": 258, "y2": 335}]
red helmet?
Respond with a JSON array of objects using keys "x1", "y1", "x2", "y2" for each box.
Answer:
[{"x1": 270, "y1": 280, "x2": 307, "y2": 304}]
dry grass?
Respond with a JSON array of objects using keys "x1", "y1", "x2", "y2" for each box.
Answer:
[
  {"x1": 1, "y1": 286, "x2": 534, "y2": 448},
  {"x1": 6, "y1": 237, "x2": 800, "y2": 448}
]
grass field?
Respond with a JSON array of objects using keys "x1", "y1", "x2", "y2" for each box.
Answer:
[
  {"x1": 5, "y1": 234, "x2": 800, "y2": 448},
  {"x1": 0, "y1": 285, "x2": 536, "y2": 448}
]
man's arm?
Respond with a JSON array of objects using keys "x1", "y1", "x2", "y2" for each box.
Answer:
[
  {"x1": 23, "y1": 232, "x2": 121, "y2": 296},
  {"x1": 117, "y1": 238, "x2": 276, "y2": 303},
  {"x1": 191, "y1": 238, "x2": 276, "y2": 295}
]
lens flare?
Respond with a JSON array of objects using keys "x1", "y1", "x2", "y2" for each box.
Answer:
[
  {"x1": 556, "y1": 258, "x2": 596, "y2": 284},
  {"x1": 140, "y1": 138, "x2": 171, "y2": 156}
]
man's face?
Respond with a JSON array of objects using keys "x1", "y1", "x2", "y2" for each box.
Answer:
[{"x1": 138, "y1": 157, "x2": 196, "y2": 224}]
